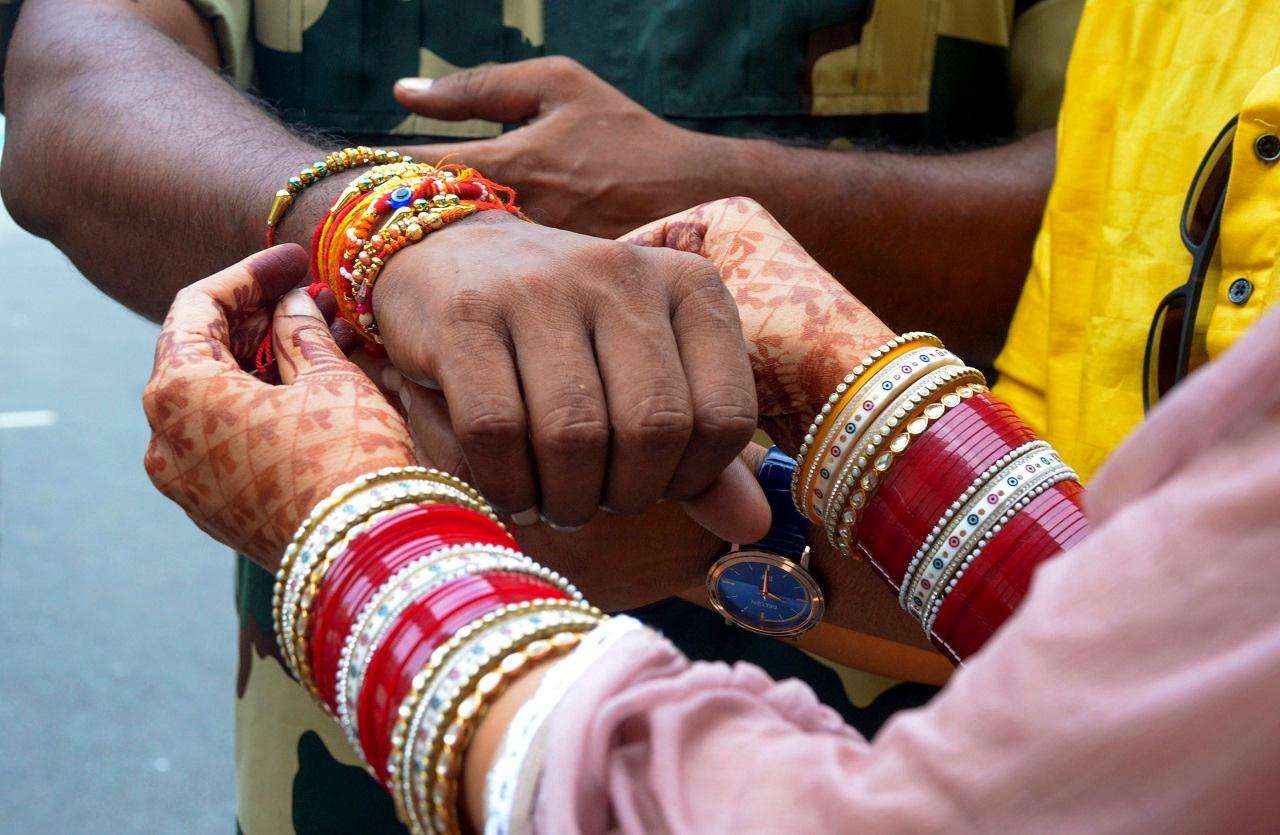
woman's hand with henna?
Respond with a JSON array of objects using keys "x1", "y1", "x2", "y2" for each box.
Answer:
[{"x1": 141, "y1": 245, "x2": 415, "y2": 567}]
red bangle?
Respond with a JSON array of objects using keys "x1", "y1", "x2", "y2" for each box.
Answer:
[
  {"x1": 859, "y1": 395, "x2": 1036, "y2": 584},
  {"x1": 931, "y1": 481, "x2": 1087, "y2": 659},
  {"x1": 307, "y1": 504, "x2": 514, "y2": 709},
  {"x1": 859, "y1": 404, "x2": 993, "y2": 570},
  {"x1": 357, "y1": 573, "x2": 569, "y2": 778}
]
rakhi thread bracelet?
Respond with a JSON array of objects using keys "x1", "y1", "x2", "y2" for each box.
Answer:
[
  {"x1": 265, "y1": 146, "x2": 413, "y2": 247},
  {"x1": 793, "y1": 332, "x2": 943, "y2": 517},
  {"x1": 315, "y1": 162, "x2": 527, "y2": 348}
]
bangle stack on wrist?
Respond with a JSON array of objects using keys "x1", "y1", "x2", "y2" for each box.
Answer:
[
  {"x1": 274, "y1": 466, "x2": 606, "y2": 834},
  {"x1": 793, "y1": 334, "x2": 1087, "y2": 662}
]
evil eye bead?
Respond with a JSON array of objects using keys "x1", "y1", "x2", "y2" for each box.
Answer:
[{"x1": 388, "y1": 186, "x2": 414, "y2": 209}]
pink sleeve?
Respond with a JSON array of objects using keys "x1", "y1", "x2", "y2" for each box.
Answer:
[{"x1": 531, "y1": 309, "x2": 1280, "y2": 835}]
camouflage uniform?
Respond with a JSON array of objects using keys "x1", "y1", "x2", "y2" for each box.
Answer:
[{"x1": 0, "y1": 1, "x2": 1082, "y2": 832}]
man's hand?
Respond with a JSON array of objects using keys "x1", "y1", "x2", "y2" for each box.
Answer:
[
  {"x1": 393, "y1": 57, "x2": 735, "y2": 239},
  {"x1": 372, "y1": 211, "x2": 761, "y2": 532}
]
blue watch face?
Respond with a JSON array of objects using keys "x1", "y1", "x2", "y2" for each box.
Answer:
[{"x1": 709, "y1": 553, "x2": 821, "y2": 636}]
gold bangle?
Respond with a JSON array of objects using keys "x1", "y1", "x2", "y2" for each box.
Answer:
[
  {"x1": 793, "y1": 332, "x2": 944, "y2": 515},
  {"x1": 389, "y1": 601, "x2": 603, "y2": 833},
  {"x1": 821, "y1": 366, "x2": 986, "y2": 545},
  {"x1": 275, "y1": 467, "x2": 451, "y2": 653},
  {"x1": 430, "y1": 630, "x2": 587, "y2": 835},
  {"x1": 291, "y1": 484, "x2": 498, "y2": 699},
  {"x1": 835, "y1": 382, "x2": 987, "y2": 555},
  {"x1": 276, "y1": 466, "x2": 504, "y2": 685}
]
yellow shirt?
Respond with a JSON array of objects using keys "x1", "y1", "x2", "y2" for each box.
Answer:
[{"x1": 994, "y1": 0, "x2": 1280, "y2": 480}]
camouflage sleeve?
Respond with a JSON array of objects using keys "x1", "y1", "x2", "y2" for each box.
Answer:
[
  {"x1": 1010, "y1": 0, "x2": 1086, "y2": 133},
  {"x1": 188, "y1": 0, "x2": 254, "y2": 86}
]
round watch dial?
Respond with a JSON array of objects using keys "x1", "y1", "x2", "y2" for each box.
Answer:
[{"x1": 706, "y1": 551, "x2": 824, "y2": 637}]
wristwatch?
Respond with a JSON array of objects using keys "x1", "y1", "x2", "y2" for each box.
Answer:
[{"x1": 706, "y1": 447, "x2": 825, "y2": 637}]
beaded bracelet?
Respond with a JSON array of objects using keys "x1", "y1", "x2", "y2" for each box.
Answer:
[
  {"x1": 336, "y1": 546, "x2": 581, "y2": 753},
  {"x1": 391, "y1": 603, "x2": 604, "y2": 833},
  {"x1": 265, "y1": 146, "x2": 413, "y2": 247},
  {"x1": 919, "y1": 457, "x2": 1076, "y2": 632},
  {"x1": 285, "y1": 484, "x2": 495, "y2": 692},
  {"x1": 828, "y1": 374, "x2": 987, "y2": 550},
  {"x1": 793, "y1": 332, "x2": 943, "y2": 517},
  {"x1": 315, "y1": 162, "x2": 526, "y2": 348},
  {"x1": 807, "y1": 346, "x2": 959, "y2": 521},
  {"x1": 428, "y1": 629, "x2": 587, "y2": 835},
  {"x1": 819, "y1": 363, "x2": 981, "y2": 540}
]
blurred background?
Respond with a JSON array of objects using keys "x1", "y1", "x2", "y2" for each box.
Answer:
[{"x1": 0, "y1": 117, "x2": 235, "y2": 833}]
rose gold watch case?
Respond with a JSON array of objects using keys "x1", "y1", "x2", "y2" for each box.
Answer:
[{"x1": 705, "y1": 548, "x2": 825, "y2": 638}]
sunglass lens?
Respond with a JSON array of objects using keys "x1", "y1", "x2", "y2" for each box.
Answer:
[
  {"x1": 1186, "y1": 128, "x2": 1234, "y2": 245},
  {"x1": 1147, "y1": 292, "x2": 1188, "y2": 408}
]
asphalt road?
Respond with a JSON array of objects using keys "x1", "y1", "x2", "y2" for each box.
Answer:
[{"x1": 0, "y1": 122, "x2": 235, "y2": 833}]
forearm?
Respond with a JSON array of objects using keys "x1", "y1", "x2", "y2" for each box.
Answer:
[
  {"x1": 1, "y1": 0, "x2": 324, "y2": 319},
  {"x1": 703, "y1": 131, "x2": 1055, "y2": 366}
]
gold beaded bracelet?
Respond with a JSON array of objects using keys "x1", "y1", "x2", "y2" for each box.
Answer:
[{"x1": 264, "y1": 146, "x2": 413, "y2": 246}]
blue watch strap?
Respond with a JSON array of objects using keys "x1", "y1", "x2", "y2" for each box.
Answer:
[{"x1": 752, "y1": 446, "x2": 810, "y2": 557}]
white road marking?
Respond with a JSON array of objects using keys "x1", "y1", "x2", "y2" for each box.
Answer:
[{"x1": 0, "y1": 410, "x2": 58, "y2": 429}]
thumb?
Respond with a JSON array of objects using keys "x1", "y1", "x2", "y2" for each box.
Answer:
[
  {"x1": 680, "y1": 443, "x2": 772, "y2": 544},
  {"x1": 394, "y1": 56, "x2": 582, "y2": 123},
  {"x1": 271, "y1": 289, "x2": 360, "y2": 384}
]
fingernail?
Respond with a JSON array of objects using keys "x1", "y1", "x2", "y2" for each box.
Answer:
[
  {"x1": 281, "y1": 288, "x2": 315, "y2": 316},
  {"x1": 381, "y1": 365, "x2": 404, "y2": 393},
  {"x1": 398, "y1": 386, "x2": 412, "y2": 415},
  {"x1": 541, "y1": 514, "x2": 583, "y2": 533},
  {"x1": 396, "y1": 77, "x2": 434, "y2": 93},
  {"x1": 600, "y1": 504, "x2": 622, "y2": 514},
  {"x1": 511, "y1": 507, "x2": 540, "y2": 527}
]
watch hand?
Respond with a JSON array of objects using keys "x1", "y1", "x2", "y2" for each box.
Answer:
[{"x1": 761, "y1": 565, "x2": 770, "y2": 597}]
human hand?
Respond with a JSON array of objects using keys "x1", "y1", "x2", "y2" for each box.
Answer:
[
  {"x1": 623, "y1": 197, "x2": 897, "y2": 451},
  {"x1": 393, "y1": 57, "x2": 732, "y2": 239},
  {"x1": 142, "y1": 245, "x2": 415, "y2": 566},
  {"x1": 372, "y1": 211, "x2": 762, "y2": 533}
]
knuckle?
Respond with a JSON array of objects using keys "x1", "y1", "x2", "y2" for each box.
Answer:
[
  {"x1": 692, "y1": 389, "x2": 758, "y2": 444},
  {"x1": 541, "y1": 55, "x2": 586, "y2": 83},
  {"x1": 616, "y1": 392, "x2": 694, "y2": 449},
  {"x1": 455, "y1": 398, "x2": 526, "y2": 456},
  {"x1": 537, "y1": 401, "x2": 610, "y2": 457},
  {"x1": 452, "y1": 66, "x2": 493, "y2": 100}
]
